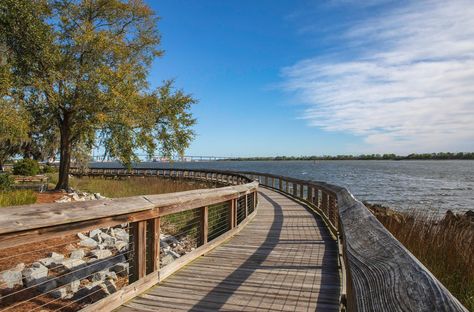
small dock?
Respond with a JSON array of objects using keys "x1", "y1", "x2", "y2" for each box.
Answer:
[{"x1": 118, "y1": 188, "x2": 340, "y2": 311}]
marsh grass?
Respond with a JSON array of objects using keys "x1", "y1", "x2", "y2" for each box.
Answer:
[
  {"x1": 68, "y1": 176, "x2": 217, "y2": 198},
  {"x1": 369, "y1": 205, "x2": 474, "y2": 310},
  {"x1": 0, "y1": 190, "x2": 37, "y2": 207}
]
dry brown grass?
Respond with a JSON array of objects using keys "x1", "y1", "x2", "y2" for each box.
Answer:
[
  {"x1": 367, "y1": 203, "x2": 474, "y2": 310},
  {"x1": 69, "y1": 176, "x2": 217, "y2": 198}
]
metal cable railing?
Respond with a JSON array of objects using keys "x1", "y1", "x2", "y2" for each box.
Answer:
[{"x1": 0, "y1": 168, "x2": 258, "y2": 312}]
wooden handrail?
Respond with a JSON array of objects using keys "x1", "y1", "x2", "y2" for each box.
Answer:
[
  {"x1": 0, "y1": 168, "x2": 259, "y2": 312},
  {"x1": 237, "y1": 170, "x2": 467, "y2": 312}
]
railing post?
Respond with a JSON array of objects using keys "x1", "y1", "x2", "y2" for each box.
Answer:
[
  {"x1": 278, "y1": 178, "x2": 282, "y2": 191},
  {"x1": 264, "y1": 176, "x2": 268, "y2": 186},
  {"x1": 314, "y1": 188, "x2": 320, "y2": 207},
  {"x1": 300, "y1": 184, "x2": 304, "y2": 198},
  {"x1": 146, "y1": 217, "x2": 160, "y2": 274},
  {"x1": 229, "y1": 199, "x2": 236, "y2": 229},
  {"x1": 254, "y1": 190, "x2": 258, "y2": 209},
  {"x1": 245, "y1": 194, "x2": 249, "y2": 217},
  {"x1": 199, "y1": 206, "x2": 208, "y2": 246},
  {"x1": 285, "y1": 180, "x2": 289, "y2": 193},
  {"x1": 130, "y1": 220, "x2": 147, "y2": 282},
  {"x1": 293, "y1": 183, "x2": 297, "y2": 196}
]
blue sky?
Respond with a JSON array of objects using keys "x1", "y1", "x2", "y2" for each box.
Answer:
[{"x1": 145, "y1": 0, "x2": 474, "y2": 157}]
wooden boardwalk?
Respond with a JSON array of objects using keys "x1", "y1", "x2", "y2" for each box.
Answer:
[{"x1": 117, "y1": 188, "x2": 340, "y2": 312}]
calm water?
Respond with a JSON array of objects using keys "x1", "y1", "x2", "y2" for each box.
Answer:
[{"x1": 94, "y1": 160, "x2": 474, "y2": 213}]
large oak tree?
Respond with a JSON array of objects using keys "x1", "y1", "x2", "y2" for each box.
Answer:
[{"x1": 0, "y1": 0, "x2": 196, "y2": 189}]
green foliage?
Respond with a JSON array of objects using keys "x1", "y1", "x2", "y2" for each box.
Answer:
[
  {"x1": 229, "y1": 152, "x2": 474, "y2": 161},
  {"x1": 41, "y1": 164, "x2": 56, "y2": 174},
  {"x1": 13, "y1": 158, "x2": 40, "y2": 176},
  {"x1": 0, "y1": 0, "x2": 196, "y2": 189},
  {"x1": 0, "y1": 174, "x2": 13, "y2": 191},
  {"x1": 0, "y1": 190, "x2": 37, "y2": 207}
]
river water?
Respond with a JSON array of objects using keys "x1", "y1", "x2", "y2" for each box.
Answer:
[{"x1": 93, "y1": 160, "x2": 474, "y2": 213}]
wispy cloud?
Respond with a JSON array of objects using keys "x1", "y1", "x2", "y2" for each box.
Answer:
[{"x1": 282, "y1": 0, "x2": 474, "y2": 153}]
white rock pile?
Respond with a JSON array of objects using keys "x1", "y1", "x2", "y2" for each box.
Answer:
[
  {"x1": 0, "y1": 226, "x2": 129, "y2": 301},
  {"x1": 55, "y1": 190, "x2": 107, "y2": 203}
]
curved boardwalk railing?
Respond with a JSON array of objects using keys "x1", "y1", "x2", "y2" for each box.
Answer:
[
  {"x1": 0, "y1": 167, "x2": 467, "y2": 312},
  {"x1": 238, "y1": 171, "x2": 467, "y2": 312},
  {"x1": 0, "y1": 168, "x2": 257, "y2": 312}
]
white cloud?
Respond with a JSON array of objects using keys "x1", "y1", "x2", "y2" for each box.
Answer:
[{"x1": 282, "y1": 0, "x2": 474, "y2": 154}]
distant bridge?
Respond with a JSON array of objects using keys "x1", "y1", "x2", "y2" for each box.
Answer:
[{"x1": 91, "y1": 154, "x2": 234, "y2": 162}]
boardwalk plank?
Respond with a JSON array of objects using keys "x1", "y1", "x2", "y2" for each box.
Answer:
[{"x1": 116, "y1": 188, "x2": 340, "y2": 311}]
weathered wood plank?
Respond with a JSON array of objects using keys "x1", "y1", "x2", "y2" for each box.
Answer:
[{"x1": 117, "y1": 188, "x2": 340, "y2": 312}]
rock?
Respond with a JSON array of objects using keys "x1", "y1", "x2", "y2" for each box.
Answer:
[
  {"x1": 89, "y1": 229, "x2": 103, "y2": 242},
  {"x1": 72, "y1": 193, "x2": 83, "y2": 201},
  {"x1": 77, "y1": 233, "x2": 88, "y2": 240},
  {"x1": 91, "y1": 271, "x2": 107, "y2": 282},
  {"x1": 110, "y1": 262, "x2": 129, "y2": 277},
  {"x1": 61, "y1": 258, "x2": 86, "y2": 270},
  {"x1": 79, "y1": 237, "x2": 98, "y2": 248},
  {"x1": 55, "y1": 196, "x2": 71, "y2": 203},
  {"x1": 114, "y1": 241, "x2": 128, "y2": 252},
  {"x1": 39, "y1": 252, "x2": 64, "y2": 268},
  {"x1": 89, "y1": 249, "x2": 112, "y2": 260},
  {"x1": 69, "y1": 279, "x2": 80, "y2": 293},
  {"x1": 113, "y1": 228, "x2": 129, "y2": 242},
  {"x1": 161, "y1": 254, "x2": 176, "y2": 267},
  {"x1": 161, "y1": 234, "x2": 179, "y2": 247},
  {"x1": 168, "y1": 250, "x2": 181, "y2": 258},
  {"x1": 99, "y1": 233, "x2": 116, "y2": 247},
  {"x1": 94, "y1": 193, "x2": 106, "y2": 200},
  {"x1": 105, "y1": 271, "x2": 117, "y2": 281},
  {"x1": 0, "y1": 263, "x2": 24, "y2": 289},
  {"x1": 22, "y1": 262, "x2": 48, "y2": 286},
  {"x1": 70, "y1": 249, "x2": 85, "y2": 259},
  {"x1": 102, "y1": 279, "x2": 117, "y2": 294},
  {"x1": 51, "y1": 287, "x2": 68, "y2": 299},
  {"x1": 73, "y1": 281, "x2": 102, "y2": 300},
  {"x1": 86, "y1": 254, "x2": 126, "y2": 275},
  {"x1": 37, "y1": 278, "x2": 57, "y2": 293}
]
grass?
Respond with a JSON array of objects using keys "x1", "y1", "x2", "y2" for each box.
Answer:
[
  {"x1": 0, "y1": 190, "x2": 37, "y2": 207},
  {"x1": 367, "y1": 204, "x2": 474, "y2": 310},
  {"x1": 68, "y1": 176, "x2": 216, "y2": 197}
]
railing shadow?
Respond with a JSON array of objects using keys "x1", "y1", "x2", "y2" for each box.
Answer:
[
  {"x1": 189, "y1": 191, "x2": 283, "y2": 311},
  {"x1": 189, "y1": 190, "x2": 339, "y2": 311}
]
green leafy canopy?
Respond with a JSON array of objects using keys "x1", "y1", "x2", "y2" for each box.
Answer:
[{"x1": 0, "y1": 0, "x2": 197, "y2": 188}]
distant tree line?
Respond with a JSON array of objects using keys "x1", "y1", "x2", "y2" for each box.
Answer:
[{"x1": 227, "y1": 152, "x2": 474, "y2": 161}]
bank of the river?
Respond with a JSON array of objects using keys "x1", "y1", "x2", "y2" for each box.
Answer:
[
  {"x1": 93, "y1": 160, "x2": 474, "y2": 213},
  {"x1": 366, "y1": 203, "x2": 474, "y2": 310}
]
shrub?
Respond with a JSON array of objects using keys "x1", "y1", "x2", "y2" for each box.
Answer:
[
  {"x1": 42, "y1": 164, "x2": 57, "y2": 174},
  {"x1": 0, "y1": 174, "x2": 13, "y2": 191},
  {"x1": 13, "y1": 159, "x2": 40, "y2": 176}
]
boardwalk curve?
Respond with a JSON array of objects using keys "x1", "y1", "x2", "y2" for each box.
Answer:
[{"x1": 117, "y1": 188, "x2": 340, "y2": 312}]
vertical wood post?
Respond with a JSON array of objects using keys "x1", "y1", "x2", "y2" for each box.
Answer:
[
  {"x1": 199, "y1": 206, "x2": 208, "y2": 246},
  {"x1": 307, "y1": 186, "x2": 313, "y2": 202},
  {"x1": 229, "y1": 199, "x2": 236, "y2": 229},
  {"x1": 313, "y1": 188, "x2": 319, "y2": 206},
  {"x1": 130, "y1": 220, "x2": 147, "y2": 282},
  {"x1": 264, "y1": 176, "x2": 268, "y2": 186},
  {"x1": 293, "y1": 183, "x2": 297, "y2": 196},
  {"x1": 300, "y1": 184, "x2": 304, "y2": 198},
  {"x1": 146, "y1": 217, "x2": 160, "y2": 274},
  {"x1": 285, "y1": 180, "x2": 289, "y2": 193},
  {"x1": 254, "y1": 190, "x2": 258, "y2": 209},
  {"x1": 245, "y1": 194, "x2": 249, "y2": 217}
]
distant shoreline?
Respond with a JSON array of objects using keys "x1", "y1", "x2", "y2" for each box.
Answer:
[{"x1": 224, "y1": 152, "x2": 474, "y2": 161}]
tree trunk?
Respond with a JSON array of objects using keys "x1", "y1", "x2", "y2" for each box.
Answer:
[{"x1": 56, "y1": 114, "x2": 71, "y2": 190}]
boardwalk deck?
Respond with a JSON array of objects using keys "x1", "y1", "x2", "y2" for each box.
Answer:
[{"x1": 117, "y1": 188, "x2": 340, "y2": 312}]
